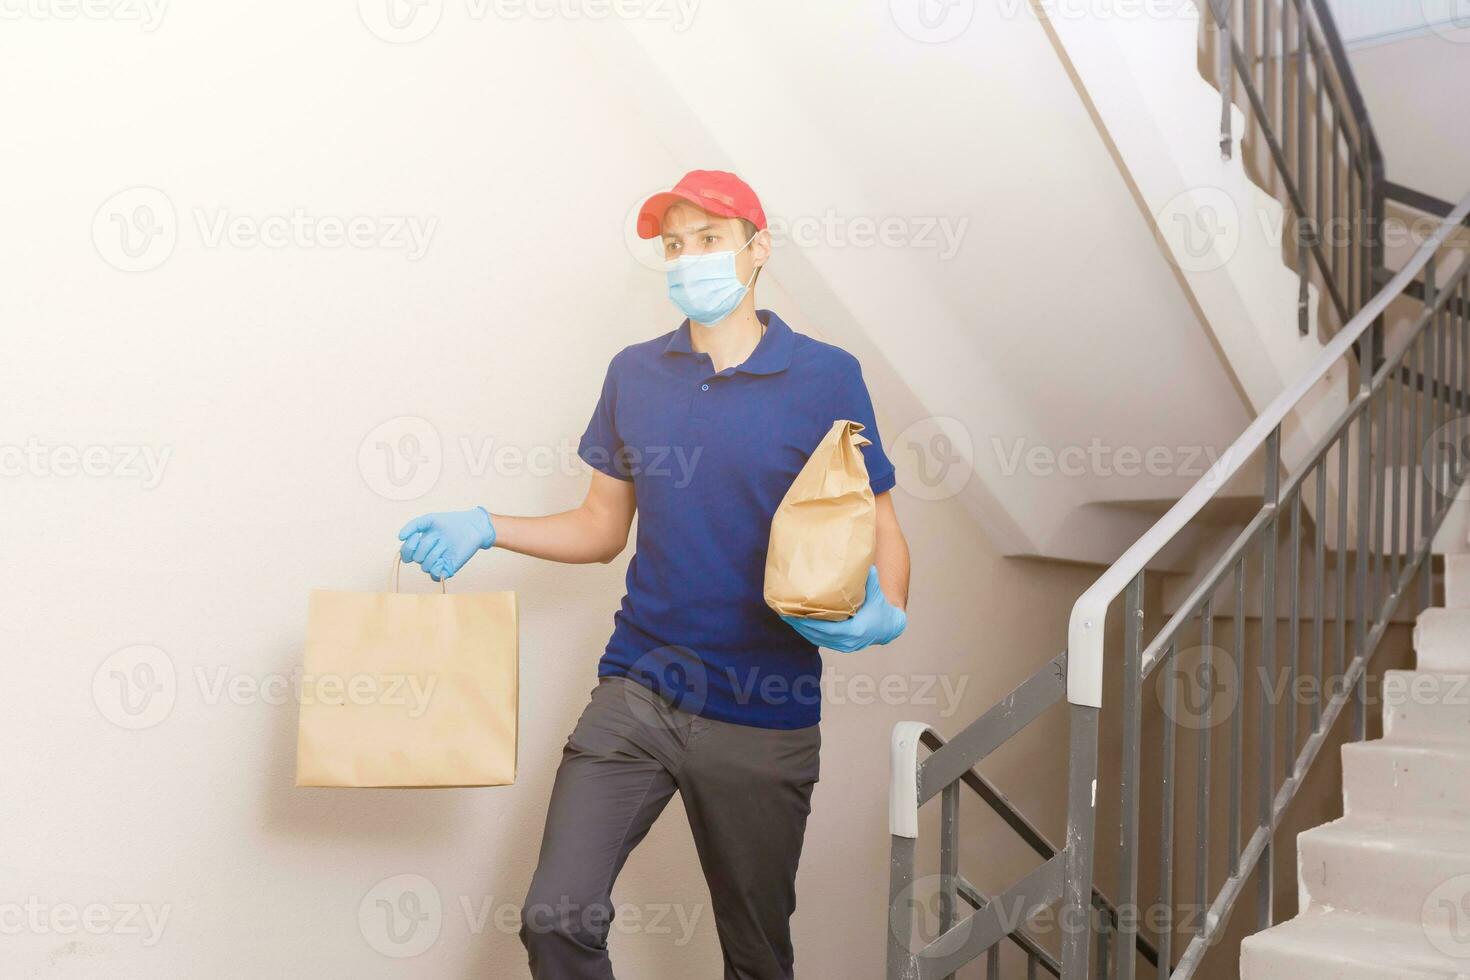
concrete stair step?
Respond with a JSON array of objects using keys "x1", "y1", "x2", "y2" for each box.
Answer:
[
  {"x1": 1299, "y1": 816, "x2": 1470, "y2": 922},
  {"x1": 1383, "y1": 670, "x2": 1470, "y2": 743},
  {"x1": 1343, "y1": 739, "x2": 1470, "y2": 824},
  {"x1": 1241, "y1": 909, "x2": 1470, "y2": 979},
  {"x1": 1414, "y1": 608, "x2": 1470, "y2": 673}
]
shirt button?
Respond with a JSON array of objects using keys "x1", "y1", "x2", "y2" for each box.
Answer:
[{"x1": 700, "y1": 383, "x2": 710, "y2": 391}]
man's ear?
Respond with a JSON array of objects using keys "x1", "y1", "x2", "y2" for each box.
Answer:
[{"x1": 750, "y1": 228, "x2": 773, "y2": 270}]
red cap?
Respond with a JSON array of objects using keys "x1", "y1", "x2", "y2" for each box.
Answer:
[{"x1": 636, "y1": 170, "x2": 767, "y2": 240}]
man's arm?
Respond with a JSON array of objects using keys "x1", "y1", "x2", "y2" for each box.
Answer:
[
  {"x1": 491, "y1": 470, "x2": 636, "y2": 565},
  {"x1": 398, "y1": 470, "x2": 636, "y2": 579},
  {"x1": 873, "y1": 491, "x2": 909, "y2": 610},
  {"x1": 778, "y1": 489, "x2": 909, "y2": 652}
]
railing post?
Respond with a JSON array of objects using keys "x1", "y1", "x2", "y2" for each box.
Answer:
[
  {"x1": 1295, "y1": 0, "x2": 1309, "y2": 335},
  {"x1": 1288, "y1": 490, "x2": 1301, "y2": 773},
  {"x1": 888, "y1": 833, "x2": 919, "y2": 980},
  {"x1": 1370, "y1": 149, "x2": 1386, "y2": 310},
  {"x1": 1354, "y1": 316, "x2": 1374, "y2": 741},
  {"x1": 1230, "y1": 561, "x2": 1246, "y2": 876},
  {"x1": 1336, "y1": 431, "x2": 1350, "y2": 688},
  {"x1": 1456, "y1": 280, "x2": 1466, "y2": 487},
  {"x1": 1194, "y1": 602, "x2": 1214, "y2": 938},
  {"x1": 939, "y1": 782, "x2": 959, "y2": 980},
  {"x1": 1060, "y1": 704, "x2": 1101, "y2": 979},
  {"x1": 1258, "y1": 426, "x2": 1281, "y2": 931},
  {"x1": 1373, "y1": 381, "x2": 1388, "y2": 616},
  {"x1": 1421, "y1": 258, "x2": 1438, "y2": 612},
  {"x1": 1313, "y1": 32, "x2": 1324, "y2": 278},
  {"x1": 1460, "y1": 279, "x2": 1469, "y2": 485},
  {"x1": 1218, "y1": 0, "x2": 1234, "y2": 160},
  {"x1": 1158, "y1": 639, "x2": 1177, "y2": 978},
  {"x1": 1117, "y1": 571, "x2": 1145, "y2": 980},
  {"x1": 1437, "y1": 292, "x2": 1449, "y2": 520},
  {"x1": 1278, "y1": 0, "x2": 1288, "y2": 133},
  {"x1": 1313, "y1": 470, "x2": 1327, "y2": 735},
  {"x1": 1405, "y1": 333, "x2": 1417, "y2": 602},
  {"x1": 888, "y1": 725, "x2": 924, "y2": 980},
  {"x1": 1390, "y1": 358, "x2": 1402, "y2": 596}
]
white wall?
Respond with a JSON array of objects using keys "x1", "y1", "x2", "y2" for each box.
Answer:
[
  {"x1": 1347, "y1": 24, "x2": 1470, "y2": 205},
  {"x1": 0, "y1": 2, "x2": 1121, "y2": 977}
]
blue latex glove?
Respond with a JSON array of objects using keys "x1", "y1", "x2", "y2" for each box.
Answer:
[
  {"x1": 781, "y1": 566, "x2": 907, "y2": 653},
  {"x1": 397, "y1": 507, "x2": 496, "y2": 582}
]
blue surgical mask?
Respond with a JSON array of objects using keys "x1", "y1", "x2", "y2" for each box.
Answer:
[{"x1": 665, "y1": 232, "x2": 758, "y2": 326}]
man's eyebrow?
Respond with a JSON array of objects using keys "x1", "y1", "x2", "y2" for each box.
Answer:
[{"x1": 666, "y1": 223, "x2": 715, "y2": 237}]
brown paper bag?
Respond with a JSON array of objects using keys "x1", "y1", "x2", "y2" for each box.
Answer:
[
  {"x1": 295, "y1": 560, "x2": 518, "y2": 788},
  {"x1": 764, "y1": 419, "x2": 876, "y2": 621}
]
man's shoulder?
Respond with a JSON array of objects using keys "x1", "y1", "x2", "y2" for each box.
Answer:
[
  {"x1": 604, "y1": 330, "x2": 676, "y2": 374},
  {"x1": 788, "y1": 330, "x2": 862, "y2": 379}
]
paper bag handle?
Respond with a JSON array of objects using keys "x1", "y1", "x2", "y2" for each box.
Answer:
[{"x1": 390, "y1": 555, "x2": 447, "y2": 594}]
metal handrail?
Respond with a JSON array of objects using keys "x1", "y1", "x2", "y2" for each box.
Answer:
[
  {"x1": 890, "y1": 715, "x2": 1138, "y2": 979},
  {"x1": 921, "y1": 724, "x2": 1162, "y2": 972},
  {"x1": 890, "y1": 196, "x2": 1470, "y2": 979},
  {"x1": 1204, "y1": 0, "x2": 1386, "y2": 333},
  {"x1": 1385, "y1": 181, "x2": 1470, "y2": 225},
  {"x1": 1067, "y1": 192, "x2": 1470, "y2": 708},
  {"x1": 887, "y1": 7, "x2": 1468, "y2": 977},
  {"x1": 888, "y1": 694, "x2": 1162, "y2": 978}
]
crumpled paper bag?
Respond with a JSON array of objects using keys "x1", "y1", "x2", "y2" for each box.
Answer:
[{"x1": 764, "y1": 419, "x2": 876, "y2": 621}]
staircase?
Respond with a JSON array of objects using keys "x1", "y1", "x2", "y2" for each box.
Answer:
[
  {"x1": 887, "y1": 176, "x2": 1470, "y2": 980},
  {"x1": 1241, "y1": 555, "x2": 1470, "y2": 978},
  {"x1": 881, "y1": 1, "x2": 1470, "y2": 976}
]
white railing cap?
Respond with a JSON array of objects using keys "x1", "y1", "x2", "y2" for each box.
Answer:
[{"x1": 889, "y1": 721, "x2": 934, "y2": 839}]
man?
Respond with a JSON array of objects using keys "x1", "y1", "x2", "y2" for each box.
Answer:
[{"x1": 397, "y1": 170, "x2": 910, "y2": 979}]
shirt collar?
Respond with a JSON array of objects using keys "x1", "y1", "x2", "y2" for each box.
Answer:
[{"x1": 662, "y1": 310, "x2": 794, "y2": 375}]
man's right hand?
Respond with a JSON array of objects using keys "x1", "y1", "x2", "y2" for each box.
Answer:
[{"x1": 398, "y1": 507, "x2": 497, "y2": 581}]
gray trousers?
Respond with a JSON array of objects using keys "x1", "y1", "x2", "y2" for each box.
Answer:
[{"x1": 519, "y1": 676, "x2": 821, "y2": 979}]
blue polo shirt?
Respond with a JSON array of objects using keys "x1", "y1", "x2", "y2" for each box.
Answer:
[{"x1": 578, "y1": 309, "x2": 896, "y2": 730}]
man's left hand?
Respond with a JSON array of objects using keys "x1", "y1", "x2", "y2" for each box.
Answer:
[{"x1": 781, "y1": 566, "x2": 907, "y2": 653}]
